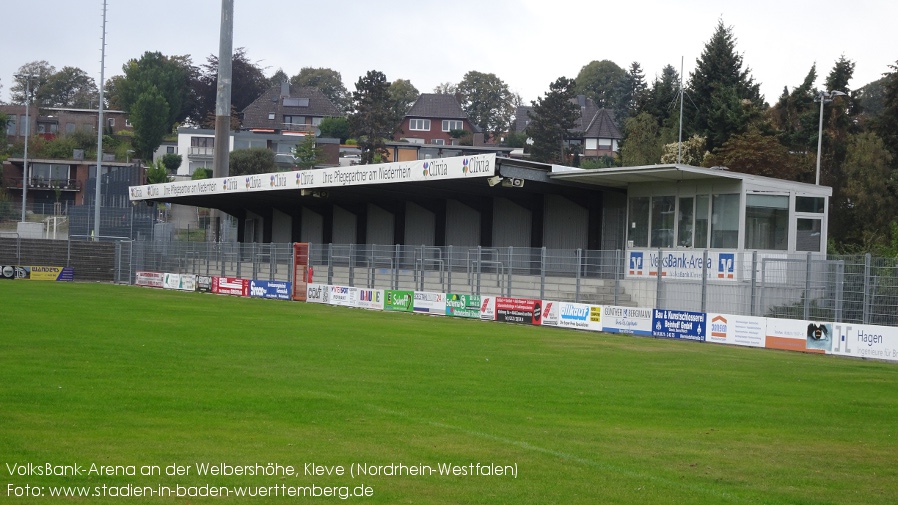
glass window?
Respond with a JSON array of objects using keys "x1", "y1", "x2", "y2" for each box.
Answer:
[
  {"x1": 5, "y1": 115, "x2": 14, "y2": 135},
  {"x1": 20, "y1": 115, "x2": 28, "y2": 135},
  {"x1": 796, "y1": 218, "x2": 823, "y2": 252},
  {"x1": 677, "y1": 197, "x2": 694, "y2": 247},
  {"x1": 796, "y1": 196, "x2": 825, "y2": 213},
  {"x1": 311, "y1": 117, "x2": 323, "y2": 126},
  {"x1": 651, "y1": 196, "x2": 675, "y2": 248},
  {"x1": 66, "y1": 122, "x2": 75, "y2": 134},
  {"x1": 191, "y1": 137, "x2": 213, "y2": 148},
  {"x1": 431, "y1": 139, "x2": 445, "y2": 145},
  {"x1": 409, "y1": 119, "x2": 431, "y2": 131},
  {"x1": 598, "y1": 138, "x2": 612, "y2": 147},
  {"x1": 695, "y1": 195, "x2": 709, "y2": 248},
  {"x1": 585, "y1": 138, "x2": 597, "y2": 150},
  {"x1": 442, "y1": 120, "x2": 463, "y2": 132},
  {"x1": 711, "y1": 194, "x2": 739, "y2": 248},
  {"x1": 744, "y1": 194, "x2": 789, "y2": 250},
  {"x1": 284, "y1": 115, "x2": 305, "y2": 125},
  {"x1": 627, "y1": 196, "x2": 650, "y2": 248}
]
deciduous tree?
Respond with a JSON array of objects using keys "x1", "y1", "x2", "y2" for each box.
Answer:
[
  {"x1": 388, "y1": 79, "x2": 420, "y2": 121},
  {"x1": 457, "y1": 71, "x2": 515, "y2": 140},
  {"x1": 190, "y1": 48, "x2": 269, "y2": 127},
  {"x1": 292, "y1": 135, "x2": 325, "y2": 169},
  {"x1": 229, "y1": 147, "x2": 277, "y2": 176},
  {"x1": 620, "y1": 112, "x2": 661, "y2": 166},
  {"x1": 9, "y1": 61, "x2": 55, "y2": 104},
  {"x1": 575, "y1": 60, "x2": 627, "y2": 109},
  {"x1": 35, "y1": 66, "x2": 98, "y2": 108},
  {"x1": 129, "y1": 87, "x2": 170, "y2": 159},
  {"x1": 291, "y1": 67, "x2": 350, "y2": 113}
]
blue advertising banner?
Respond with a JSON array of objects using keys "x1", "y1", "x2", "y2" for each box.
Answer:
[
  {"x1": 249, "y1": 280, "x2": 292, "y2": 300},
  {"x1": 652, "y1": 309, "x2": 706, "y2": 341}
]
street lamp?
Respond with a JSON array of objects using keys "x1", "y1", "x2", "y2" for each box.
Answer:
[
  {"x1": 14, "y1": 73, "x2": 34, "y2": 223},
  {"x1": 815, "y1": 90, "x2": 847, "y2": 186}
]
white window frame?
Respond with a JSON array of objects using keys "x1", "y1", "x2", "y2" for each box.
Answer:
[
  {"x1": 442, "y1": 120, "x2": 463, "y2": 132},
  {"x1": 409, "y1": 119, "x2": 431, "y2": 131}
]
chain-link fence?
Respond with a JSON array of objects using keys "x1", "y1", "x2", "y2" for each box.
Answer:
[{"x1": 2, "y1": 235, "x2": 896, "y2": 327}]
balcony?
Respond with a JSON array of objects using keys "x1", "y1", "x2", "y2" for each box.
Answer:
[
  {"x1": 188, "y1": 146, "x2": 215, "y2": 157},
  {"x1": 7, "y1": 178, "x2": 82, "y2": 191},
  {"x1": 281, "y1": 123, "x2": 316, "y2": 134}
]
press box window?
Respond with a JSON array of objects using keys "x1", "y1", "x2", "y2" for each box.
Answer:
[
  {"x1": 744, "y1": 194, "x2": 789, "y2": 250},
  {"x1": 796, "y1": 196, "x2": 825, "y2": 213},
  {"x1": 627, "y1": 196, "x2": 650, "y2": 248},
  {"x1": 796, "y1": 218, "x2": 823, "y2": 252},
  {"x1": 711, "y1": 194, "x2": 739, "y2": 248}
]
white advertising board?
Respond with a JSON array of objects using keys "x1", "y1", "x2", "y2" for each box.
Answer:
[
  {"x1": 479, "y1": 295, "x2": 496, "y2": 321},
  {"x1": 601, "y1": 305, "x2": 653, "y2": 336},
  {"x1": 625, "y1": 250, "x2": 740, "y2": 282},
  {"x1": 355, "y1": 288, "x2": 384, "y2": 310},
  {"x1": 163, "y1": 273, "x2": 197, "y2": 291},
  {"x1": 329, "y1": 285, "x2": 356, "y2": 308},
  {"x1": 705, "y1": 313, "x2": 766, "y2": 347},
  {"x1": 129, "y1": 154, "x2": 496, "y2": 202},
  {"x1": 542, "y1": 301, "x2": 603, "y2": 331},
  {"x1": 765, "y1": 317, "x2": 830, "y2": 354},
  {"x1": 413, "y1": 291, "x2": 446, "y2": 315},
  {"x1": 306, "y1": 283, "x2": 328, "y2": 304},
  {"x1": 830, "y1": 323, "x2": 898, "y2": 361}
]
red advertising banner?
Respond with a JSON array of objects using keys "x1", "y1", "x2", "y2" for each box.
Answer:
[
  {"x1": 292, "y1": 243, "x2": 310, "y2": 301},
  {"x1": 495, "y1": 296, "x2": 543, "y2": 325},
  {"x1": 212, "y1": 276, "x2": 249, "y2": 297}
]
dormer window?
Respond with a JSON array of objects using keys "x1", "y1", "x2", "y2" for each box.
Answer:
[
  {"x1": 283, "y1": 97, "x2": 309, "y2": 107},
  {"x1": 268, "y1": 113, "x2": 275, "y2": 120}
]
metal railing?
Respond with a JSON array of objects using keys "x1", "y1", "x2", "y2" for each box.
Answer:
[{"x1": 2, "y1": 236, "x2": 897, "y2": 327}]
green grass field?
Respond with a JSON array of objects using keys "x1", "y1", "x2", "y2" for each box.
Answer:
[{"x1": 2, "y1": 282, "x2": 897, "y2": 504}]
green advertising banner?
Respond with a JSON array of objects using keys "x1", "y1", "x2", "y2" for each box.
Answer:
[
  {"x1": 445, "y1": 293, "x2": 481, "y2": 319},
  {"x1": 384, "y1": 290, "x2": 414, "y2": 312}
]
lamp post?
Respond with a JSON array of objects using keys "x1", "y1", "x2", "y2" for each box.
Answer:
[
  {"x1": 815, "y1": 90, "x2": 847, "y2": 185},
  {"x1": 14, "y1": 73, "x2": 34, "y2": 223}
]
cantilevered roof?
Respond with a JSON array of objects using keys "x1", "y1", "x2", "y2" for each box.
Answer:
[{"x1": 549, "y1": 164, "x2": 832, "y2": 196}]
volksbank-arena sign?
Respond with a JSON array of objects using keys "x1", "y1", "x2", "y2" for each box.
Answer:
[{"x1": 128, "y1": 154, "x2": 496, "y2": 202}]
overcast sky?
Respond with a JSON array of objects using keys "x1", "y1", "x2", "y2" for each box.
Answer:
[{"x1": 1, "y1": 0, "x2": 895, "y2": 108}]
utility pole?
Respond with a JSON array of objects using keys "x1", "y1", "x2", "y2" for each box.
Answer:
[{"x1": 211, "y1": 0, "x2": 234, "y2": 241}]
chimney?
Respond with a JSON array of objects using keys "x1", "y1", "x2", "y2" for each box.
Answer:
[{"x1": 281, "y1": 79, "x2": 290, "y2": 98}]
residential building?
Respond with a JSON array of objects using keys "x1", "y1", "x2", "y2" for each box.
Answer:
[
  {"x1": 513, "y1": 95, "x2": 622, "y2": 160},
  {"x1": 396, "y1": 94, "x2": 483, "y2": 146},
  {"x1": 2, "y1": 104, "x2": 132, "y2": 144},
  {"x1": 241, "y1": 81, "x2": 343, "y2": 134}
]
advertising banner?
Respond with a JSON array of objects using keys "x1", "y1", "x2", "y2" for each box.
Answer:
[
  {"x1": 479, "y1": 296, "x2": 496, "y2": 321},
  {"x1": 213, "y1": 276, "x2": 249, "y2": 297},
  {"x1": 705, "y1": 313, "x2": 766, "y2": 347},
  {"x1": 495, "y1": 297, "x2": 543, "y2": 325},
  {"x1": 163, "y1": 273, "x2": 197, "y2": 291},
  {"x1": 135, "y1": 271, "x2": 164, "y2": 288},
  {"x1": 384, "y1": 290, "x2": 414, "y2": 312},
  {"x1": 445, "y1": 294, "x2": 481, "y2": 318},
  {"x1": 1, "y1": 265, "x2": 24, "y2": 279},
  {"x1": 543, "y1": 302, "x2": 603, "y2": 331},
  {"x1": 24, "y1": 266, "x2": 74, "y2": 281},
  {"x1": 306, "y1": 283, "x2": 328, "y2": 304},
  {"x1": 601, "y1": 306, "x2": 653, "y2": 336},
  {"x1": 292, "y1": 242, "x2": 310, "y2": 301},
  {"x1": 413, "y1": 291, "x2": 446, "y2": 315},
  {"x1": 830, "y1": 323, "x2": 898, "y2": 361},
  {"x1": 652, "y1": 309, "x2": 707, "y2": 341},
  {"x1": 197, "y1": 275, "x2": 213, "y2": 293},
  {"x1": 328, "y1": 285, "x2": 356, "y2": 307},
  {"x1": 626, "y1": 250, "x2": 739, "y2": 282},
  {"x1": 249, "y1": 280, "x2": 292, "y2": 300},
  {"x1": 356, "y1": 288, "x2": 384, "y2": 310},
  {"x1": 765, "y1": 318, "x2": 828, "y2": 354},
  {"x1": 129, "y1": 154, "x2": 496, "y2": 202}
]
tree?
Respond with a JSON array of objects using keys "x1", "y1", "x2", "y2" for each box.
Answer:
[
  {"x1": 267, "y1": 68, "x2": 289, "y2": 88},
  {"x1": 433, "y1": 82, "x2": 457, "y2": 94},
  {"x1": 456, "y1": 71, "x2": 515, "y2": 140},
  {"x1": 526, "y1": 77, "x2": 579, "y2": 163},
  {"x1": 837, "y1": 132, "x2": 896, "y2": 247},
  {"x1": 872, "y1": 61, "x2": 898, "y2": 162},
  {"x1": 660, "y1": 134, "x2": 709, "y2": 165},
  {"x1": 9, "y1": 61, "x2": 56, "y2": 104},
  {"x1": 291, "y1": 67, "x2": 350, "y2": 113},
  {"x1": 129, "y1": 88, "x2": 170, "y2": 159},
  {"x1": 35, "y1": 66, "x2": 98, "y2": 108},
  {"x1": 714, "y1": 128, "x2": 806, "y2": 179},
  {"x1": 292, "y1": 135, "x2": 324, "y2": 169},
  {"x1": 639, "y1": 64, "x2": 681, "y2": 142},
  {"x1": 614, "y1": 62, "x2": 647, "y2": 121},
  {"x1": 191, "y1": 168, "x2": 211, "y2": 180},
  {"x1": 145, "y1": 159, "x2": 171, "y2": 184},
  {"x1": 116, "y1": 51, "x2": 192, "y2": 128},
  {"x1": 349, "y1": 70, "x2": 399, "y2": 165},
  {"x1": 769, "y1": 64, "x2": 819, "y2": 154},
  {"x1": 686, "y1": 19, "x2": 763, "y2": 151},
  {"x1": 189, "y1": 48, "x2": 269, "y2": 127},
  {"x1": 388, "y1": 79, "x2": 420, "y2": 121},
  {"x1": 161, "y1": 153, "x2": 182, "y2": 172},
  {"x1": 229, "y1": 147, "x2": 277, "y2": 176},
  {"x1": 318, "y1": 116, "x2": 351, "y2": 143},
  {"x1": 575, "y1": 60, "x2": 627, "y2": 109},
  {"x1": 620, "y1": 112, "x2": 661, "y2": 166}
]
